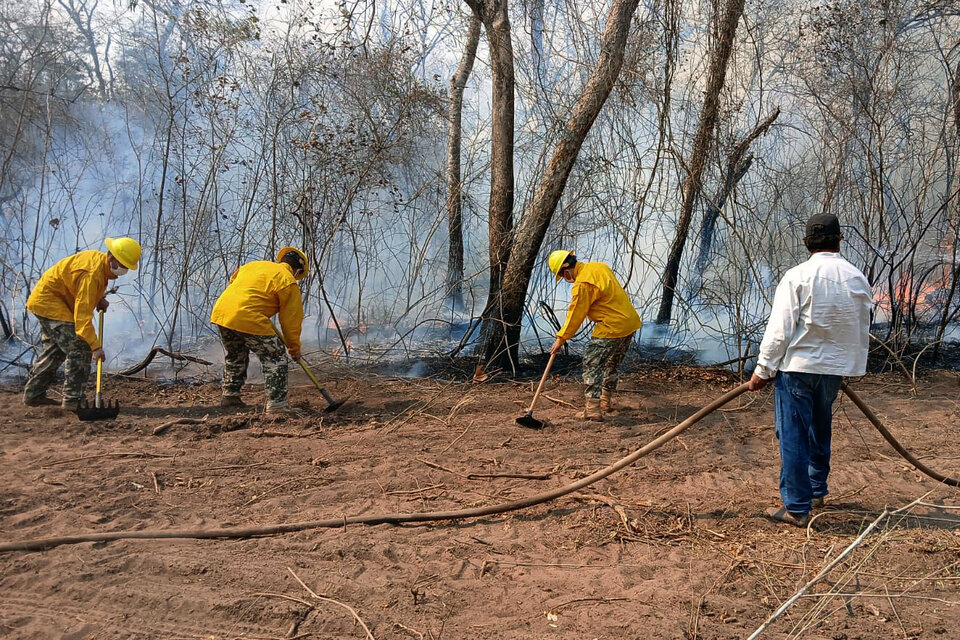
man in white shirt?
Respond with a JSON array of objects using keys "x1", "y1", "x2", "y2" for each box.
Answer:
[{"x1": 748, "y1": 213, "x2": 873, "y2": 527}]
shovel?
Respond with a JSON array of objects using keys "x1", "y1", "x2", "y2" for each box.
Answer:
[
  {"x1": 271, "y1": 322, "x2": 345, "y2": 412},
  {"x1": 516, "y1": 352, "x2": 557, "y2": 429},
  {"x1": 77, "y1": 309, "x2": 120, "y2": 421}
]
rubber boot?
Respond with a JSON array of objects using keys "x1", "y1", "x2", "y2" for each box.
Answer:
[
  {"x1": 23, "y1": 394, "x2": 60, "y2": 407},
  {"x1": 220, "y1": 395, "x2": 247, "y2": 408},
  {"x1": 600, "y1": 390, "x2": 615, "y2": 413},
  {"x1": 266, "y1": 400, "x2": 300, "y2": 416},
  {"x1": 577, "y1": 398, "x2": 604, "y2": 422}
]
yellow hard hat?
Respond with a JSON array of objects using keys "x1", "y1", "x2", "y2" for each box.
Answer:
[
  {"x1": 277, "y1": 246, "x2": 309, "y2": 280},
  {"x1": 104, "y1": 237, "x2": 141, "y2": 270},
  {"x1": 548, "y1": 250, "x2": 573, "y2": 281}
]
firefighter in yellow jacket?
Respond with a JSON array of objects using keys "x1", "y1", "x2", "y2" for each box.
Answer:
[
  {"x1": 549, "y1": 250, "x2": 642, "y2": 421},
  {"x1": 23, "y1": 237, "x2": 142, "y2": 411},
  {"x1": 210, "y1": 247, "x2": 307, "y2": 413}
]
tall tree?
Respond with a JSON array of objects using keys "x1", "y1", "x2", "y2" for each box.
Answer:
[
  {"x1": 446, "y1": 14, "x2": 482, "y2": 311},
  {"x1": 475, "y1": 0, "x2": 643, "y2": 374},
  {"x1": 655, "y1": 0, "x2": 746, "y2": 325},
  {"x1": 695, "y1": 107, "x2": 780, "y2": 274},
  {"x1": 463, "y1": 0, "x2": 516, "y2": 312}
]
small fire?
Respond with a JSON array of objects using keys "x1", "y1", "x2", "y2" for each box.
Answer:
[{"x1": 332, "y1": 339, "x2": 354, "y2": 361}]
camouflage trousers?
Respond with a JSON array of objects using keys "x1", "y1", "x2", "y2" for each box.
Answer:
[
  {"x1": 23, "y1": 315, "x2": 92, "y2": 402},
  {"x1": 217, "y1": 325, "x2": 288, "y2": 404},
  {"x1": 582, "y1": 333, "x2": 634, "y2": 399}
]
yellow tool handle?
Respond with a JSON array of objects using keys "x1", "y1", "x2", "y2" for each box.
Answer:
[
  {"x1": 95, "y1": 310, "x2": 104, "y2": 405},
  {"x1": 270, "y1": 321, "x2": 335, "y2": 404},
  {"x1": 296, "y1": 357, "x2": 322, "y2": 388}
]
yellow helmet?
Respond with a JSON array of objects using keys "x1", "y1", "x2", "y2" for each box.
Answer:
[
  {"x1": 277, "y1": 246, "x2": 309, "y2": 280},
  {"x1": 548, "y1": 250, "x2": 573, "y2": 281},
  {"x1": 104, "y1": 237, "x2": 141, "y2": 270}
]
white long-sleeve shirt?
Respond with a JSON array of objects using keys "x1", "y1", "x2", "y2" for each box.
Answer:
[{"x1": 755, "y1": 252, "x2": 873, "y2": 379}]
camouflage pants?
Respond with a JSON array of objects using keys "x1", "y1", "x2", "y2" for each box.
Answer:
[
  {"x1": 217, "y1": 325, "x2": 288, "y2": 404},
  {"x1": 582, "y1": 333, "x2": 634, "y2": 399},
  {"x1": 23, "y1": 315, "x2": 92, "y2": 402}
]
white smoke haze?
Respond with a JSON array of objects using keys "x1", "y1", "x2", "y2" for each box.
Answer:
[{"x1": 2, "y1": 0, "x2": 959, "y2": 380}]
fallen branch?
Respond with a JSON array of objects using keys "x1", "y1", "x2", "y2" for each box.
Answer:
[
  {"x1": 747, "y1": 496, "x2": 926, "y2": 639},
  {"x1": 41, "y1": 451, "x2": 176, "y2": 468},
  {"x1": 117, "y1": 347, "x2": 212, "y2": 376},
  {"x1": 152, "y1": 415, "x2": 208, "y2": 436},
  {"x1": 542, "y1": 393, "x2": 577, "y2": 409},
  {"x1": 288, "y1": 567, "x2": 375, "y2": 640},
  {"x1": 252, "y1": 429, "x2": 311, "y2": 438},
  {"x1": 577, "y1": 493, "x2": 633, "y2": 532},
  {"x1": 466, "y1": 472, "x2": 552, "y2": 480},
  {"x1": 0, "y1": 384, "x2": 749, "y2": 552},
  {"x1": 551, "y1": 596, "x2": 628, "y2": 611},
  {"x1": 416, "y1": 457, "x2": 467, "y2": 478}
]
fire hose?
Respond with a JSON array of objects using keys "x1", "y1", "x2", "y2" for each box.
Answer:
[{"x1": 1, "y1": 382, "x2": 957, "y2": 553}]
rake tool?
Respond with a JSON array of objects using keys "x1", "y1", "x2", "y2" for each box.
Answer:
[
  {"x1": 77, "y1": 309, "x2": 120, "y2": 421},
  {"x1": 516, "y1": 352, "x2": 557, "y2": 429},
  {"x1": 271, "y1": 321, "x2": 345, "y2": 412}
]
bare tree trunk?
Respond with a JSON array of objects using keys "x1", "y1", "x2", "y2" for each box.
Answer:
[
  {"x1": 476, "y1": 0, "x2": 642, "y2": 373},
  {"x1": 655, "y1": 0, "x2": 745, "y2": 325},
  {"x1": 446, "y1": 14, "x2": 481, "y2": 311},
  {"x1": 695, "y1": 107, "x2": 780, "y2": 274},
  {"x1": 465, "y1": 0, "x2": 515, "y2": 298},
  {"x1": 934, "y1": 56, "x2": 960, "y2": 361}
]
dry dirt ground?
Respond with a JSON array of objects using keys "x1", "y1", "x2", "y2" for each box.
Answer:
[{"x1": 3, "y1": 364, "x2": 960, "y2": 639}]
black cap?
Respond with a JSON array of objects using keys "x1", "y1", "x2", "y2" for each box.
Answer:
[{"x1": 805, "y1": 213, "x2": 841, "y2": 239}]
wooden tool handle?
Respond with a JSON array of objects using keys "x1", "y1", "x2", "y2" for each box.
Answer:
[{"x1": 526, "y1": 352, "x2": 557, "y2": 413}]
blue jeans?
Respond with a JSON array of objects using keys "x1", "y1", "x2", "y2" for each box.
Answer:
[{"x1": 774, "y1": 371, "x2": 843, "y2": 514}]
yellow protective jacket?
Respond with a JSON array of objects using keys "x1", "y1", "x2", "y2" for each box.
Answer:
[
  {"x1": 26, "y1": 250, "x2": 110, "y2": 349},
  {"x1": 557, "y1": 262, "x2": 642, "y2": 341},
  {"x1": 210, "y1": 261, "x2": 304, "y2": 356}
]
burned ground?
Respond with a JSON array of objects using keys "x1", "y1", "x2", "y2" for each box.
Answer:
[{"x1": 2, "y1": 366, "x2": 960, "y2": 639}]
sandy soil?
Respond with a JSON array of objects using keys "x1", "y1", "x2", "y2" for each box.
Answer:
[{"x1": 3, "y1": 364, "x2": 960, "y2": 639}]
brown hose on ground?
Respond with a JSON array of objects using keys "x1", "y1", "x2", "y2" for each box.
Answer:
[
  {"x1": 0, "y1": 384, "x2": 750, "y2": 553},
  {"x1": 4, "y1": 381, "x2": 955, "y2": 553},
  {"x1": 842, "y1": 382, "x2": 960, "y2": 487}
]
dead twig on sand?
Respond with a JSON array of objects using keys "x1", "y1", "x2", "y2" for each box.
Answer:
[
  {"x1": 748, "y1": 496, "x2": 927, "y2": 639},
  {"x1": 385, "y1": 484, "x2": 445, "y2": 496},
  {"x1": 577, "y1": 493, "x2": 633, "y2": 532},
  {"x1": 380, "y1": 382, "x2": 458, "y2": 434},
  {"x1": 416, "y1": 458, "x2": 467, "y2": 478},
  {"x1": 394, "y1": 622, "x2": 425, "y2": 639},
  {"x1": 550, "y1": 596, "x2": 628, "y2": 611},
  {"x1": 152, "y1": 415, "x2": 208, "y2": 436},
  {"x1": 250, "y1": 591, "x2": 315, "y2": 638},
  {"x1": 466, "y1": 472, "x2": 551, "y2": 480},
  {"x1": 439, "y1": 422, "x2": 473, "y2": 454},
  {"x1": 151, "y1": 472, "x2": 160, "y2": 495},
  {"x1": 241, "y1": 478, "x2": 304, "y2": 507},
  {"x1": 41, "y1": 451, "x2": 176, "y2": 468},
  {"x1": 287, "y1": 567, "x2": 375, "y2": 640},
  {"x1": 542, "y1": 393, "x2": 577, "y2": 409},
  {"x1": 253, "y1": 430, "x2": 311, "y2": 438},
  {"x1": 717, "y1": 395, "x2": 759, "y2": 412}
]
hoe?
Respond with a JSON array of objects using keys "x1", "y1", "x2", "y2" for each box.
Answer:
[
  {"x1": 516, "y1": 352, "x2": 557, "y2": 429},
  {"x1": 77, "y1": 310, "x2": 120, "y2": 421},
  {"x1": 271, "y1": 322, "x2": 345, "y2": 412}
]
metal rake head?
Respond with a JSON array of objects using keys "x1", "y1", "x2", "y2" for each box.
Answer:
[{"x1": 76, "y1": 398, "x2": 120, "y2": 421}]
